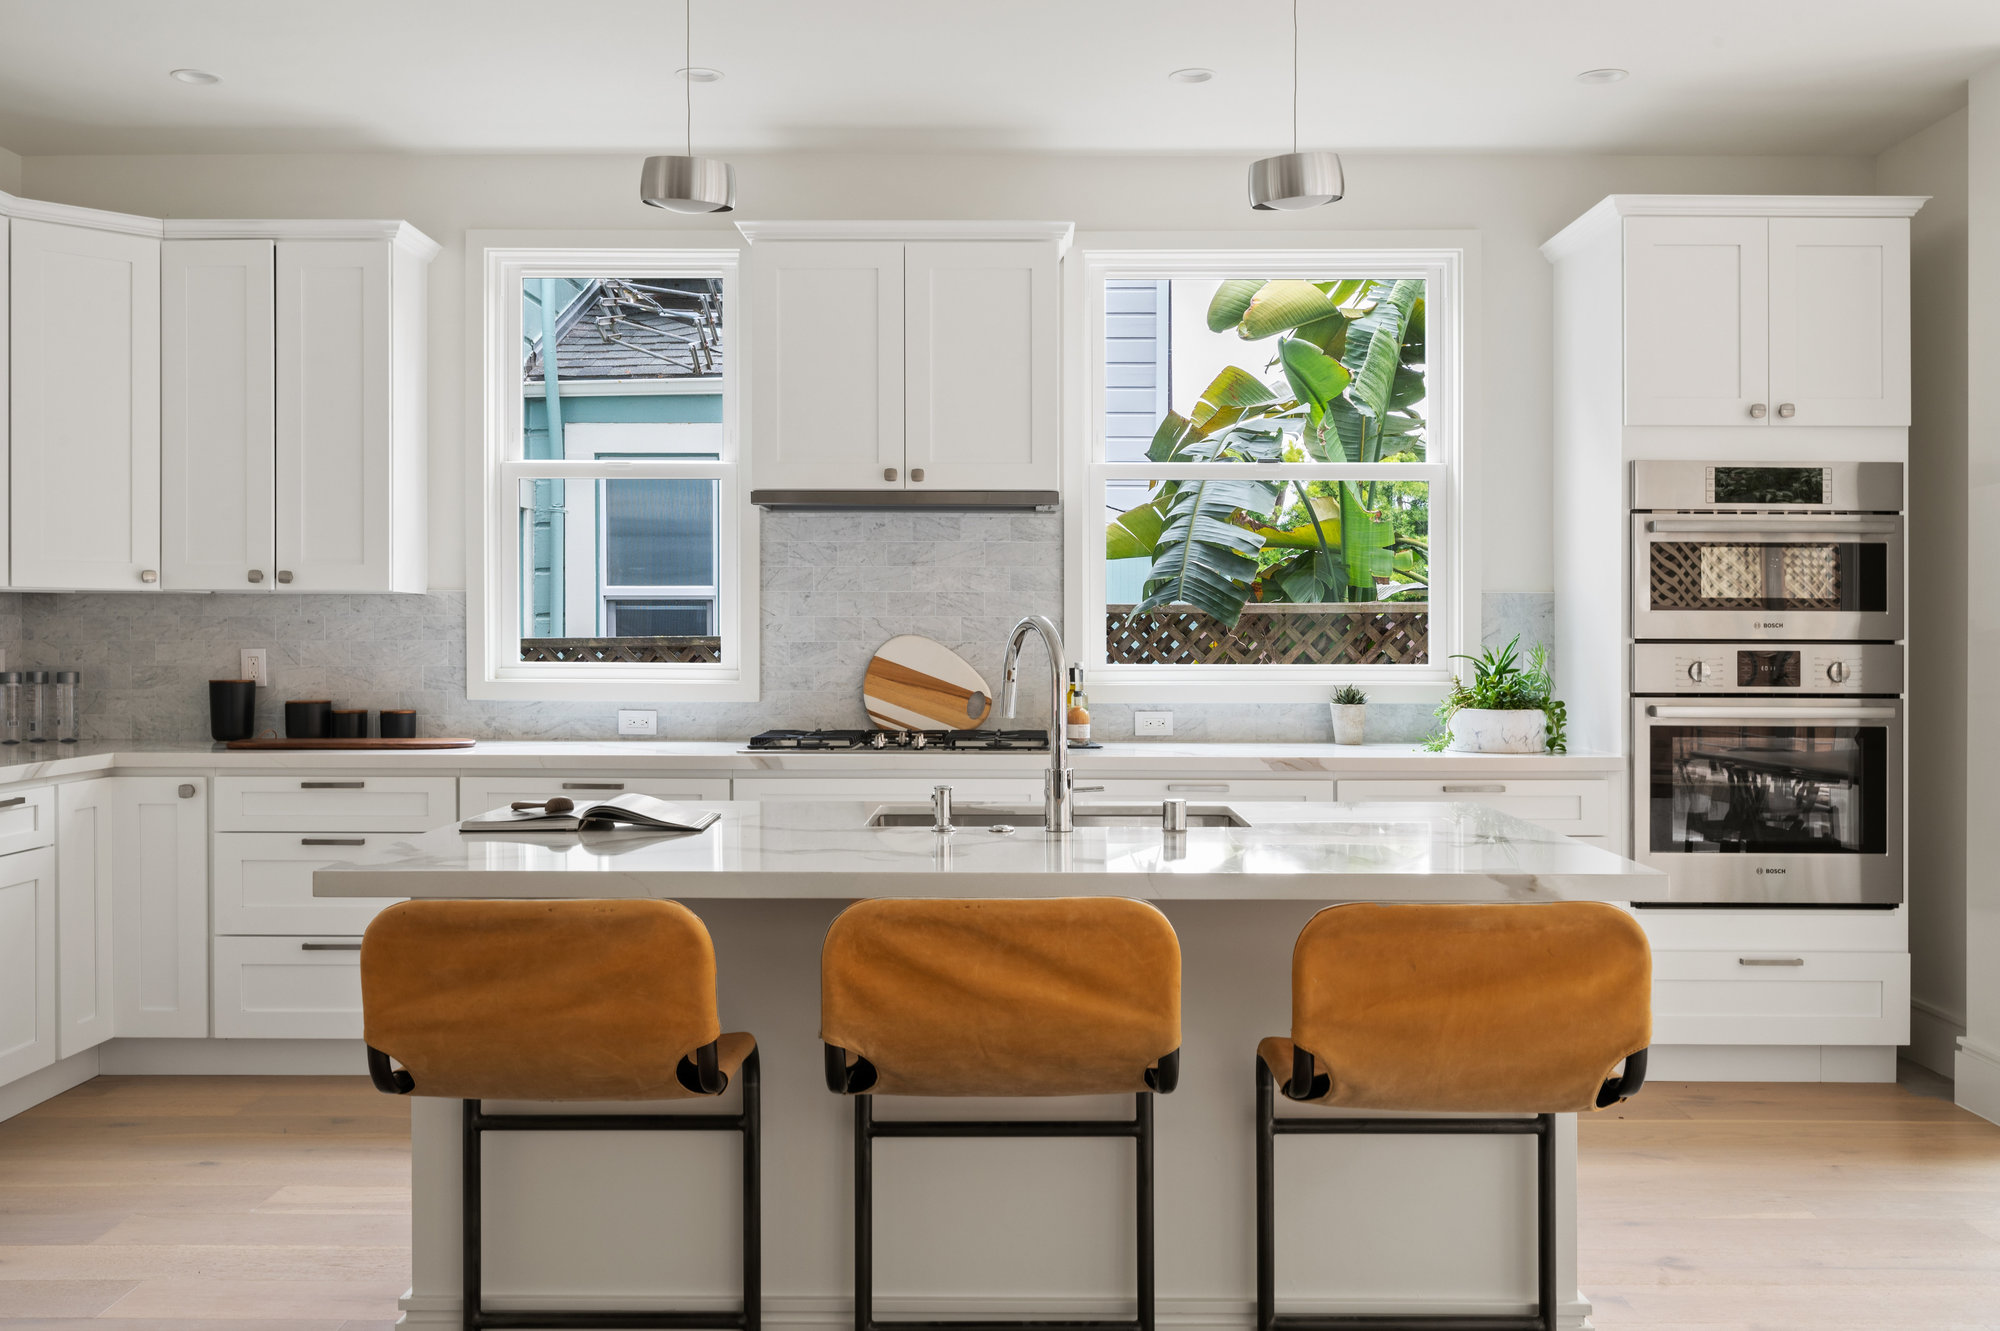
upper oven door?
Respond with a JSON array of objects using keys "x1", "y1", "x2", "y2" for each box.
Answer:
[
  {"x1": 1629, "y1": 697, "x2": 1903, "y2": 905},
  {"x1": 1630, "y1": 512, "x2": 1903, "y2": 641}
]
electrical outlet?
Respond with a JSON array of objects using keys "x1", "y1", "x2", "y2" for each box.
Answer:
[
  {"x1": 1133, "y1": 710, "x2": 1173, "y2": 737},
  {"x1": 240, "y1": 648, "x2": 269, "y2": 688},
  {"x1": 617, "y1": 709, "x2": 658, "y2": 737}
]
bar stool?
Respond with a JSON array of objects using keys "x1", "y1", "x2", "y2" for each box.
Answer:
[
  {"x1": 821, "y1": 897, "x2": 1182, "y2": 1331},
  {"x1": 360, "y1": 898, "x2": 760, "y2": 1331},
  {"x1": 1254, "y1": 902, "x2": 1651, "y2": 1331}
]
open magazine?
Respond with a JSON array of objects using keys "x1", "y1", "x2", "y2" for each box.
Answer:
[{"x1": 459, "y1": 791, "x2": 719, "y2": 834}]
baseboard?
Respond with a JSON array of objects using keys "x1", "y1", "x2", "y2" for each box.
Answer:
[
  {"x1": 1907, "y1": 998, "x2": 1967, "y2": 1079},
  {"x1": 1646, "y1": 1043, "x2": 1897, "y2": 1082},
  {"x1": 1956, "y1": 1039, "x2": 2000, "y2": 1125},
  {"x1": 0, "y1": 1047, "x2": 100, "y2": 1123},
  {"x1": 97, "y1": 1037, "x2": 370, "y2": 1075},
  {"x1": 396, "y1": 1292, "x2": 1595, "y2": 1331}
]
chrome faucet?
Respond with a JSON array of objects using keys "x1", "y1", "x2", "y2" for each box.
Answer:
[{"x1": 1000, "y1": 615, "x2": 1076, "y2": 833}]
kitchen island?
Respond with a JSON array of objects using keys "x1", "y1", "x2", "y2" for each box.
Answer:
[{"x1": 320, "y1": 800, "x2": 1661, "y2": 1331}]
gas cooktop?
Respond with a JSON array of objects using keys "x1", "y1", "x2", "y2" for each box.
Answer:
[{"x1": 746, "y1": 728, "x2": 1052, "y2": 753}]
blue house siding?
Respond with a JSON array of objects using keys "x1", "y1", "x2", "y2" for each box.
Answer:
[{"x1": 1104, "y1": 279, "x2": 1169, "y2": 604}]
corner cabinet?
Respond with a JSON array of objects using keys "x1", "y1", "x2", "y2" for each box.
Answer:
[{"x1": 741, "y1": 222, "x2": 1068, "y2": 501}]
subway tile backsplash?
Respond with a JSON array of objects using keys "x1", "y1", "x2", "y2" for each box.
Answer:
[{"x1": 0, "y1": 511, "x2": 1549, "y2": 745}]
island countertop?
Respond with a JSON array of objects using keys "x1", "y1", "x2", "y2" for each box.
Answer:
[{"x1": 314, "y1": 798, "x2": 1663, "y2": 902}]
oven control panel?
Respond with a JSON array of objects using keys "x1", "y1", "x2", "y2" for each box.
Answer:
[{"x1": 1632, "y1": 642, "x2": 1903, "y2": 695}]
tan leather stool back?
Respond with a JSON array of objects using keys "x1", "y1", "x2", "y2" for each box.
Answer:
[
  {"x1": 1266, "y1": 901, "x2": 1651, "y2": 1113},
  {"x1": 362, "y1": 898, "x2": 749, "y2": 1101},
  {"x1": 821, "y1": 897, "x2": 1181, "y2": 1097}
]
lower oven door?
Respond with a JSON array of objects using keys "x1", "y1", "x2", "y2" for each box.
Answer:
[
  {"x1": 1630, "y1": 513, "x2": 1902, "y2": 640},
  {"x1": 1630, "y1": 697, "x2": 1902, "y2": 904}
]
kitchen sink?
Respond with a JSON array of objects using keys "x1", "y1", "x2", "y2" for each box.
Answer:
[{"x1": 866, "y1": 804, "x2": 1247, "y2": 829}]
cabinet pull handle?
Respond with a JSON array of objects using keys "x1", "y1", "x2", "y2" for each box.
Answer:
[
  {"x1": 1748, "y1": 403, "x2": 1768, "y2": 419},
  {"x1": 301, "y1": 781, "x2": 366, "y2": 789},
  {"x1": 911, "y1": 468, "x2": 926, "y2": 482},
  {"x1": 301, "y1": 941, "x2": 363, "y2": 952},
  {"x1": 301, "y1": 837, "x2": 366, "y2": 846},
  {"x1": 1167, "y1": 783, "x2": 1229, "y2": 793},
  {"x1": 561, "y1": 782, "x2": 625, "y2": 791},
  {"x1": 1738, "y1": 957, "x2": 1806, "y2": 967},
  {"x1": 1442, "y1": 784, "x2": 1507, "y2": 794},
  {"x1": 247, "y1": 569, "x2": 265, "y2": 584},
  {"x1": 178, "y1": 784, "x2": 198, "y2": 799},
  {"x1": 0, "y1": 796, "x2": 25, "y2": 809},
  {"x1": 883, "y1": 467, "x2": 898, "y2": 482},
  {"x1": 139, "y1": 569, "x2": 159, "y2": 584},
  {"x1": 277, "y1": 570, "x2": 294, "y2": 584},
  {"x1": 1074, "y1": 785, "x2": 1106, "y2": 794},
  {"x1": 1777, "y1": 402, "x2": 1796, "y2": 419}
]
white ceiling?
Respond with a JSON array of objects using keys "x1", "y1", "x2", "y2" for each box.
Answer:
[{"x1": 0, "y1": 0, "x2": 1992, "y2": 158}]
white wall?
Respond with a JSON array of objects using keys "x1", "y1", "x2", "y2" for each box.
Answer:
[
  {"x1": 1963, "y1": 68, "x2": 2000, "y2": 1123},
  {"x1": 1877, "y1": 108, "x2": 1970, "y2": 1079},
  {"x1": 0, "y1": 146, "x2": 20, "y2": 195},
  {"x1": 18, "y1": 149, "x2": 1872, "y2": 595}
]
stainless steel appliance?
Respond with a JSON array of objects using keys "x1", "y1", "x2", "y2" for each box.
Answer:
[
  {"x1": 1629, "y1": 642, "x2": 1903, "y2": 904},
  {"x1": 1630, "y1": 461, "x2": 1903, "y2": 641}
]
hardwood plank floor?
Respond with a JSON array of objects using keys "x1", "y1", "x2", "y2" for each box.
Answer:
[{"x1": 1, "y1": 1068, "x2": 1996, "y2": 1327}]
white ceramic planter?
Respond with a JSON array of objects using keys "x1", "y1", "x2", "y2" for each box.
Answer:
[
  {"x1": 1330, "y1": 704, "x2": 1367, "y2": 745},
  {"x1": 1446, "y1": 708, "x2": 1547, "y2": 754}
]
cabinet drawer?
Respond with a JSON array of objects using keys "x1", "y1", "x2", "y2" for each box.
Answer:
[
  {"x1": 1083, "y1": 778, "x2": 1333, "y2": 803},
  {"x1": 214, "y1": 776, "x2": 456, "y2": 832},
  {"x1": 213, "y1": 833, "x2": 402, "y2": 935},
  {"x1": 1335, "y1": 778, "x2": 1608, "y2": 836},
  {"x1": 1651, "y1": 950, "x2": 1910, "y2": 1047},
  {"x1": 212, "y1": 935, "x2": 363, "y2": 1039},
  {"x1": 0, "y1": 786, "x2": 54, "y2": 857},
  {"x1": 459, "y1": 776, "x2": 729, "y2": 820},
  {"x1": 733, "y1": 777, "x2": 1042, "y2": 804}
]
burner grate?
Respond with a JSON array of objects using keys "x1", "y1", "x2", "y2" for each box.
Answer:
[{"x1": 747, "y1": 728, "x2": 1051, "y2": 752}]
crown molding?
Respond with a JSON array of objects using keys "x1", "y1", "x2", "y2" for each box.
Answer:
[
  {"x1": 1542, "y1": 193, "x2": 1930, "y2": 262},
  {"x1": 163, "y1": 217, "x2": 442, "y2": 260},
  {"x1": 0, "y1": 189, "x2": 165, "y2": 238},
  {"x1": 735, "y1": 219, "x2": 1074, "y2": 252}
]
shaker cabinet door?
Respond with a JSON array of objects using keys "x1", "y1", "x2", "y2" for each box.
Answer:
[
  {"x1": 162, "y1": 239, "x2": 278, "y2": 591},
  {"x1": 105, "y1": 778, "x2": 211, "y2": 1039},
  {"x1": 55, "y1": 783, "x2": 117, "y2": 1057},
  {"x1": 0, "y1": 847, "x2": 57, "y2": 1087},
  {"x1": 1767, "y1": 217, "x2": 1910, "y2": 428},
  {"x1": 1623, "y1": 216, "x2": 1769, "y2": 427},
  {"x1": 9, "y1": 219, "x2": 162, "y2": 589}
]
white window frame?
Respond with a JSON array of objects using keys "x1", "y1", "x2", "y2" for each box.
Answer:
[
  {"x1": 1064, "y1": 232, "x2": 1478, "y2": 704},
  {"x1": 468, "y1": 233, "x2": 758, "y2": 701}
]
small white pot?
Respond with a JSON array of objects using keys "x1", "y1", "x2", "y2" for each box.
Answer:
[
  {"x1": 1446, "y1": 707, "x2": 1547, "y2": 754},
  {"x1": 1330, "y1": 703, "x2": 1367, "y2": 746}
]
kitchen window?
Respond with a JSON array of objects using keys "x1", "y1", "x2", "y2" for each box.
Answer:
[
  {"x1": 470, "y1": 243, "x2": 756, "y2": 701},
  {"x1": 1067, "y1": 244, "x2": 1470, "y2": 702}
]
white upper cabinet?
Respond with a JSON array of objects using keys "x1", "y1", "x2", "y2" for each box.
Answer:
[
  {"x1": 1624, "y1": 216, "x2": 1769, "y2": 427},
  {"x1": 743, "y1": 222, "x2": 1068, "y2": 498},
  {"x1": 1767, "y1": 217, "x2": 1910, "y2": 428},
  {"x1": 9, "y1": 217, "x2": 162, "y2": 589},
  {"x1": 162, "y1": 239, "x2": 277, "y2": 590}
]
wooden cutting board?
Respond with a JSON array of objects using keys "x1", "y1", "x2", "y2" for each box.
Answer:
[
  {"x1": 224, "y1": 738, "x2": 478, "y2": 750},
  {"x1": 863, "y1": 635, "x2": 994, "y2": 731}
]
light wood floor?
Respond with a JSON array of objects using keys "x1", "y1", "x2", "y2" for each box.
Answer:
[{"x1": 0, "y1": 1070, "x2": 1996, "y2": 1327}]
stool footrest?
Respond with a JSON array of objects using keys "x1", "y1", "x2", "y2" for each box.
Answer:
[
  {"x1": 1269, "y1": 1317, "x2": 1548, "y2": 1331},
  {"x1": 475, "y1": 1312, "x2": 747, "y2": 1330},
  {"x1": 1271, "y1": 1117, "x2": 1549, "y2": 1137},
  {"x1": 867, "y1": 1118, "x2": 1140, "y2": 1139},
  {"x1": 472, "y1": 1112, "x2": 748, "y2": 1133}
]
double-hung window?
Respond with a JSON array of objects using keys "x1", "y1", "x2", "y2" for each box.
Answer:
[
  {"x1": 471, "y1": 242, "x2": 756, "y2": 700},
  {"x1": 1069, "y1": 245, "x2": 1468, "y2": 702}
]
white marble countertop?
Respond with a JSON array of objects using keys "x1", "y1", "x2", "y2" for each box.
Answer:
[
  {"x1": 313, "y1": 799, "x2": 1661, "y2": 903},
  {"x1": 0, "y1": 739, "x2": 1623, "y2": 785}
]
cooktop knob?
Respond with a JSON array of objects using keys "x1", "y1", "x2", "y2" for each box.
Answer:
[{"x1": 1826, "y1": 660, "x2": 1850, "y2": 684}]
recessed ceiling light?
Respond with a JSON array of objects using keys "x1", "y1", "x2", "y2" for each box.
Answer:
[
  {"x1": 1576, "y1": 68, "x2": 1628, "y2": 84},
  {"x1": 169, "y1": 68, "x2": 221, "y2": 85},
  {"x1": 1168, "y1": 68, "x2": 1215, "y2": 84},
  {"x1": 677, "y1": 66, "x2": 723, "y2": 83}
]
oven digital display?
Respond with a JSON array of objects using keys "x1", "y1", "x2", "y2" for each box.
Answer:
[
  {"x1": 1712, "y1": 466, "x2": 1824, "y2": 505},
  {"x1": 1736, "y1": 650, "x2": 1801, "y2": 687}
]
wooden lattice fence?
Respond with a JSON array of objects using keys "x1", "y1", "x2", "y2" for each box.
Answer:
[
  {"x1": 520, "y1": 637, "x2": 723, "y2": 664},
  {"x1": 1105, "y1": 604, "x2": 1428, "y2": 666}
]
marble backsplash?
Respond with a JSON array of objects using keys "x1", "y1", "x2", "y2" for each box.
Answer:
[{"x1": 0, "y1": 511, "x2": 1553, "y2": 746}]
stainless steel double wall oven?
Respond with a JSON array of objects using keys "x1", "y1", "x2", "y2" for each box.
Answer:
[{"x1": 1629, "y1": 462, "x2": 1904, "y2": 905}]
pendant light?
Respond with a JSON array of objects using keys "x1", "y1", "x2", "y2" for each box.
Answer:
[
  {"x1": 1247, "y1": 0, "x2": 1343, "y2": 211},
  {"x1": 641, "y1": 0, "x2": 735, "y2": 213}
]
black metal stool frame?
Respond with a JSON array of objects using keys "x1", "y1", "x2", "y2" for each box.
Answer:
[
  {"x1": 1254, "y1": 1049, "x2": 1646, "y2": 1331},
  {"x1": 370, "y1": 1042, "x2": 761, "y2": 1331},
  {"x1": 830, "y1": 1043, "x2": 1179, "y2": 1331}
]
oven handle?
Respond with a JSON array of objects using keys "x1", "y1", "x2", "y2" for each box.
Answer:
[
  {"x1": 1645, "y1": 705, "x2": 1898, "y2": 721},
  {"x1": 1644, "y1": 518, "x2": 1898, "y2": 537}
]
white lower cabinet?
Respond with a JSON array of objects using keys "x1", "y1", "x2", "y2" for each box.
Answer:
[
  {"x1": 212, "y1": 936, "x2": 363, "y2": 1040},
  {"x1": 214, "y1": 775, "x2": 456, "y2": 833},
  {"x1": 1085, "y1": 777, "x2": 1333, "y2": 802},
  {"x1": 212, "y1": 833, "x2": 403, "y2": 936},
  {"x1": 1649, "y1": 949, "x2": 1910, "y2": 1047},
  {"x1": 0, "y1": 847, "x2": 57, "y2": 1085},
  {"x1": 458, "y1": 776, "x2": 729, "y2": 820},
  {"x1": 1335, "y1": 777, "x2": 1610, "y2": 837},
  {"x1": 732, "y1": 776, "x2": 1043, "y2": 804}
]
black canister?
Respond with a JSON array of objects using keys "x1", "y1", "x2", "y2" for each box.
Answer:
[
  {"x1": 378, "y1": 709, "x2": 417, "y2": 739},
  {"x1": 284, "y1": 699, "x2": 332, "y2": 739},
  {"x1": 209, "y1": 680, "x2": 257, "y2": 742},
  {"x1": 329, "y1": 709, "x2": 368, "y2": 739}
]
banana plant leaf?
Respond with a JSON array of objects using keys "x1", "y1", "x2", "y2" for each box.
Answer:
[
  {"x1": 1146, "y1": 411, "x2": 1198, "y2": 462},
  {"x1": 1106, "y1": 498, "x2": 1166, "y2": 560},
  {"x1": 1239, "y1": 280, "x2": 1350, "y2": 340},
  {"x1": 1277, "y1": 337, "x2": 1351, "y2": 450},
  {"x1": 1338, "y1": 481, "x2": 1396, "y2": 588},
  {"x1": 1252, "y1": 494, "x2": 1343, "y2": 549},
  {"x1": 1184, "y1": 365, "x2": 1280, "y2": 442},
  {"x1": 1205, "y1": 279, "x2": 1266, "y2": 332},
  {"x1": 1130, "y1": 477, "x2": 1278, "y2": 625}
]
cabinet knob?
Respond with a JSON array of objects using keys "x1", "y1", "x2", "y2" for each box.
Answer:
[
  {"x1": 177, "y1": 783, "x2": 196, "y2": 799},
  {"x1": 911, "y1": 468, "x2": 926, "y2": 482},
  {"x1": 139, "y1": 569, "x2": 158, "y2": 584},
  {"x1": 276, "y1": 570, "x2": 294, "y2": 584},
  {"x1": 883, "y1": 467, "x2": 898, "y2": 483},
  {"x1": 247, "y1": 569, "x2": 265, "y2": 584},
  {"x1": 1777, "y1": 402, "x2": 1796, "y2": 418},
  {"x1": 1748, "y1": 403, "x2": 1768, "y2": 419}
]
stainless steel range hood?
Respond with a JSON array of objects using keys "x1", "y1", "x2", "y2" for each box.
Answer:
[{"x1": 750, "y1": 489, "x2": 1060, "y2": 512}]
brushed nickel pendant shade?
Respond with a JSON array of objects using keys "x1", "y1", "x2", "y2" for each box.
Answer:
[
  {"x1": 1248, "y1": 0, "x2": 1343, "y2": 211},
  {"x1": 641, "y1": 0, "x2": 735, "y2": 214}
]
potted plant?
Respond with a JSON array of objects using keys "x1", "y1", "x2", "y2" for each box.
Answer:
[
  {"x1": 1425, "y1": 636, "x2": 1568, "y2": 754},
  {"x1": 1329, "y1": 685, "x2": 1368, "y2": 745}
]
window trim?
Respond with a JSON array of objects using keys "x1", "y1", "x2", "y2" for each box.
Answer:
[
  {"x1": 467, "y1": 233, "x2": 758, "y2": 701},
  {"x1": 1063, "y1": 233, "x2": 1479, "y2": 704}
]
